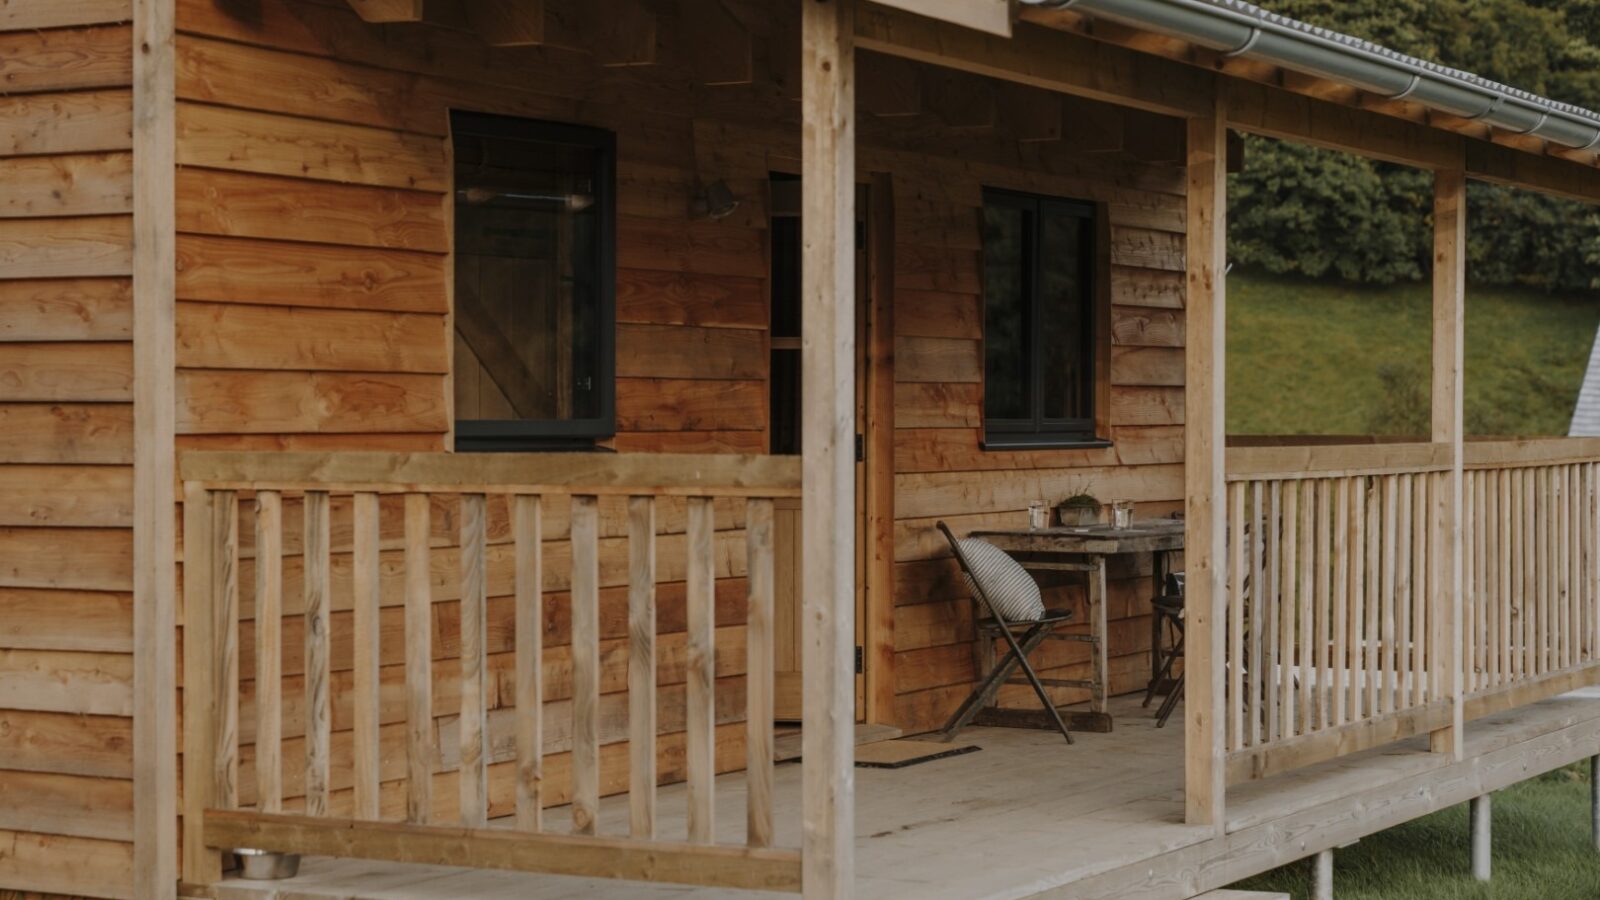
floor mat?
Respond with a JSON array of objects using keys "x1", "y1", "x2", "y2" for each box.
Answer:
[{"x1": 853, "y1": 739, "x2": 981, "y2": 769}]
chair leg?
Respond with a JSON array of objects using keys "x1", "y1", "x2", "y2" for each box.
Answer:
[
  {"x1": 1155, "y1": 667, "x2": 1185, "y2": 728},
  {"x1": 938, "y1": 625, "x2": 1048, "y2": 741},
  {"x1": 990, "y1": 622, "x2": 1073, "y2": 744},
  {"x1": 1143, "y1": 645, "x2": 1178, "y2": 709}
]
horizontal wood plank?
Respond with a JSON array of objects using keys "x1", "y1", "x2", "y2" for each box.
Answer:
[
  {"x1": 0, "y1": 152, "x2": 132, "y2": 218},
  {"x1": 176, "y1": 167, "x2": 447, "y2": 251},
  {"x1": 176, "y1": 370, "x2": 447, "y2": 434},
  {"x1": 0, "y1": 527, "x2": 132, "y2": 591},
  {"x1": 176, "y1": 302, "x2": 448, "y2": 374},
  {"x1": 0, "y1": 278, "x2": 132, "y2": 341},
  {"x1": 0, "y1": 216, "x2": 132, "y2": 279},
  {"x1": 0, "y1": 25, "x2": 131, "y2": 94},
  {"x1": 0, "y1": 342, "x2": 132, "y2": 402},
  {"x1": 0, "y1": 403, "x2": 132, "y2": 464},
  {"x1": 0, "y1": 465, "x2": 132, "y2": 527},
  {"x1": 175, "y1": 234, "x2": 447, "y2": 313},
  {"x1": 0, "y1": 89, "x2": 132, "y2": 156},
  {"x1": 0, "y1": 587, "x2": 131, "y2": 652}
]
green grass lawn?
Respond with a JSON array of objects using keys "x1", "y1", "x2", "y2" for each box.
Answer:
[
  {"x1": 1229, "y1": 764, "x2": 1600, "y2": 899},
  {"x1": 1227, "y1": 271, "x2": 1600, "y2": 436}
]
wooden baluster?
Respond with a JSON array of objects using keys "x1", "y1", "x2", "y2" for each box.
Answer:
[
  {"x1": 1332, "y1": 478, "x2": 1350, "y2": 727},
  {"x1": 1298, "y1": 481, "x2": 1315, "y2": 729},
  {"x1": 1280, "y1": 482, "x2": 1298, "y2": 738},
  {"x1": 1420, "y1": 470, "x2": 1433, "y2": 701},
  {"x1": 627, "y1": 496, "x2": 656, "y2": 839},
  {"x1": 1248, "y1": 483, "x2": 1273, "y2": 736},
  {"x1": 352, "y1": 491, "x2": 381, "y2": 820},
  {"x1": 1539, "y1": 467, "x2": 1551, "y2": 674},
  {"x1": 1525, "y1": 467, "x2": 1537, "y2": 678},
  {"x1": 1465, "y1": 470, "x2": 1478, "y2": 695},
  {"x1": 1267, "y1": 481, "x2": 1282, "y2": 741},
  {"x1": 1315, "y1": 479, "x2": 1333, "y2": 729},
  {"x1": 1493, "y1": 470, "x2": 1507, "y2": 687},
  {"x1": 747, "y1": 497, "x2": 776, "y2": 847},
  {"x1": 516, "y1": 494, "x2": 544, "y2": 832},
  {"x1": 1365, "y1": 481, "x2": 1381, "y2": 719},
  {"x1": 303, "y1": 490, "x2": 331, "y2": 816},
  {"x1": 570, "y1": 495, "x2": 601, "y2": 835},
  {"x1": 1381, "y1": 475, "x2": 1397, "y2": 714},
  {"x1": 1228, "y1": 482, "x2": 1245, "y2": 751},
  {"x1": 686, "y1": 496, "x2": 717, "y2": 842},
  {"x1": 1571, "y1": 465, "x2": 1582, "y2": 669},
  {"x1": 459, "y1": 493, "x2": 488, "y2": 826},
  {"x1": 254, "y1": 491, "x2": 283, "y2": 813},
  {"x1": 1396, "y1": 475, "x2": 1414, "y2": 709},
  {"x1": 404, "y1": 493, "x2": 434, "y2": 824},
  {"x1": 181, "y1": 485, "x2": 219, "y2": 884},
  {"x1": 213, "y1": 491, "x2": 239, "y2": 812},
  {"x1": 1557, "y1": 468, "x2": 1569, "y2": 671},
  {"x1": 1349, "y1": 478, "x2": 1366, "y2": 720}
]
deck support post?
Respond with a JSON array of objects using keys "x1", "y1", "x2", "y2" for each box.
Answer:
[
  {"x1": 1430, "y1": 163, "x2": 1467, "y2": 761},
  {"x1": 1184, "y1": 87, "x2": 1229, "y2": 829},
  {"x1": 1592, "y1": 755, "x2": 1600, "y2": 851},
  {"x1": 1470, "y1": 794, "x2": 1492, "y2": 881},
  {"x1": 1313, "y1": 848, "x2": 1334, "y2": 900},
  {"x1": 800, "y1": 0, "x2": 857, "y2": 896}
]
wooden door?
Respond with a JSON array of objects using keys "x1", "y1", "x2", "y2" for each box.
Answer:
[{"x1": 770, "y1": 179, "x2": 871, "y2": 722}]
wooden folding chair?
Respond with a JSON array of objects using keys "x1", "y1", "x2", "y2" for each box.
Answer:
[{"x1": 935, "y1": 521, "x2": 1097, "y2": 744}]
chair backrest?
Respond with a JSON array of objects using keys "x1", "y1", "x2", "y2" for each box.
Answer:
[{"x1": 936, "y1": 521, "x2": 1044, "y2": 625}]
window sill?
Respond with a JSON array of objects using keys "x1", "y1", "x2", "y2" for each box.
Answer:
[{"x1": 980, "y1": 437, "x2": 1113, "y2": 452}]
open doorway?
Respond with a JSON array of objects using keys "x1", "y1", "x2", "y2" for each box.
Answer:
[{"x1": 766, "y1": 173, "x2": 877, "y2": 726}]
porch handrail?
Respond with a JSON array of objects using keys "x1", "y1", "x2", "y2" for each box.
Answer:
[
  {"x1": 179, "y1": 450, "x2": 804, "y2": 893},
  {"x1": 1222, "y1": 438, "x2": 1600, "y2": 784}
]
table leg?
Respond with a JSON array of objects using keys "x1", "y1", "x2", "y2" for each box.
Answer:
[{"x1": 1091, "y1": 556, "x2": 1109, "y2": 714}]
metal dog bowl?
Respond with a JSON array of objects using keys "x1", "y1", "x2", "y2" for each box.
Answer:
[{"x1": 234, "y1": 848, "x2": 301, "y2": 880}]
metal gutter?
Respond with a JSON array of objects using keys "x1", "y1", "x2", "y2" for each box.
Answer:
[{"x1": 1022, "y1": 0, "x2": 1600, "y2": 150}]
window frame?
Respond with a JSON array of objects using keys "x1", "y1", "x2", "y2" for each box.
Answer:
[
  {"x1": 450, "y1": 111, "x2": 618, "y2": 451},
  {"x1": 979, "y1": 186, "x2": 1105, "y2": 450}
]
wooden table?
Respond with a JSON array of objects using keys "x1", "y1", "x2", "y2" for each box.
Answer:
[{"x1": 971, "y1": 520, "x2": 1186, "y2": 730}]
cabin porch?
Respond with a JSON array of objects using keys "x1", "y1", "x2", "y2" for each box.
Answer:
[{"x1": 203, "y1": 690, "x2": 1600, "y2": 900}]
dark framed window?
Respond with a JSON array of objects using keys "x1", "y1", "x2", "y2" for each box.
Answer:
[
  {"x1": 981, "y1": 188, "x2": 1099, "y2": 448},
  {"x1": 450, "y1": 111, "x2": 616, "y2": 450}
]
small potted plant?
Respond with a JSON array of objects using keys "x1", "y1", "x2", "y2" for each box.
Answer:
[{"x1": 1056, "y1": 486, "x2": 1102, "y2": 527}]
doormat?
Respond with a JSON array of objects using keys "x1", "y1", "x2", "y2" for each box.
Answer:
[{"x1": 853, "y1": 740, "x2": 981, "y2": 769}]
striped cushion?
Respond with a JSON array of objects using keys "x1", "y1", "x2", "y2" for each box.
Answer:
[{"x1": 957, "y1": 538, "x2": 1045, "y2": 622}]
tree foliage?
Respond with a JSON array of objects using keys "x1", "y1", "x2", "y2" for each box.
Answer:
[{"x1": 1233, "y1": 0, "x2": 1600, "y2": 292}]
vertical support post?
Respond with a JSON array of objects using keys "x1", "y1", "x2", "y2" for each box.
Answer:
[
  {"x1": 132, "y1": 0, "x2": 177, "y2": 894},
  {"x1": 1432, "y1": 164, "x2": 1467, "y2": 761},
  {"x1": 801, "y1": 0, "x2": 856, "y2": 895},
  {"x1": 1184, "y1": 88, "x2": 1228, "y2": 829},
  {"x1": 1591, "y1": 754, "x2": 1599, "y2": 852},
  {"x1": 1471, "y1": 793, "x2": 1492, "y2": 881},
  {"x1": 1313, "y1": 848, "x2": 1334, "y2": 900}
]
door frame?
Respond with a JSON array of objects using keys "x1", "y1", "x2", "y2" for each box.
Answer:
[{"x1": 766, "y1": 168, "x2": 896, "y2": 727}]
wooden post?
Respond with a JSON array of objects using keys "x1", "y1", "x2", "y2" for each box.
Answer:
[
  {"x1": 1471, "y1": 794, "x2": 1492, "y2": 881},
  {"x1": 1313, "y1": 848, "x2": 1334, "y2": 900},
  {"x1": 864, "y1": 171, "x2": 897, "y2": 726},
  {"x1": 1592, "y1": 755, "x2": 1599, "y2": 852},
  {"x1": 801, "y1": 0, "x2": 857, "y2": 895},
  {"x1": 132, "y1": 0, "x2": 177, "y2": 894},
  {"x1": 1184, "y1": 88, "x2": 1228, "y2": 829},
  {"x1": 1432, "y1": 165, "x2": 1467, "y2": 761}
]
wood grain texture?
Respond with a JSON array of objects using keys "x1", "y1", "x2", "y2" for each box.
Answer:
[
  {"x1": 627, "y1": 495, "x2": 656, "y2": 838},
  {"x1": 351, "y1": 491, "x2": 381, "y2": 818},
  {"x1": 458, "y1": 492, "x2": 488, "y2": 826},
  {"x1": 514, "y1": 493, "x2": 544, "y2": 831},
  {"x1": 403, "y1": 493, "x2": 434, "y2": 823},
  {"x1": 302, "y1": 490, "x2": 332, "y2": 815}
]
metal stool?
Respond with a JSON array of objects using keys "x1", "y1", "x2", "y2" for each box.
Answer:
[{"x1": 1143, "y1": 572, "x2": 1184, "y2": 727}]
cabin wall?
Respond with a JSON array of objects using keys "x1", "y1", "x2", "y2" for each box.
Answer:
[
  {"x1": 0, "y1": 2, "x2": 139, "y2": 898},
  {"x1": 161, "y1": 0, "x2": 1185, "y2": 859}
]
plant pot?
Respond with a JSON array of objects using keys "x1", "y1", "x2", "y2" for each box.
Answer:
[
  {"x1": 235, "y1": 849, "x2": 301, "y2": 880},
  {"x1": 1059, "y1": 505, "x2": 1099, "y2": 527}
]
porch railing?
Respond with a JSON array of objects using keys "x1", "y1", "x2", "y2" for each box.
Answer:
[
  {"x1": 1222, "y1": 438, "x2": 1600, "y2": 783},
  {"x1": 179, "y1": 451, "x2": 803, "y2": 893}
]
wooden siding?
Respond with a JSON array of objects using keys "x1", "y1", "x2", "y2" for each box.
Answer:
[
  {"x1": 165, "y1": 0, "x2": 1188, "y2": 834},
  {"x1": 4, "y1": 5, "x2": 1202, "y2": 895},
  {"x1": 0, "y1": 2, "x2": 137, "y2": 898}
]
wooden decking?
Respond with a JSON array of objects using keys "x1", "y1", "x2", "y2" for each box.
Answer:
[{"x1": 209, "y1": 692, "x2": 1600, "y2": 900}]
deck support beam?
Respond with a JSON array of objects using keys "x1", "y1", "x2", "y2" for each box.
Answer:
[
  {"x1": 1431, "y1": 163, "x2": 1467, "y2": 761},
  {"x1": 1470, "y1": 794, "x2": 1492, "y2": 881},
  {"x1": 1184, "y1": 87, "x2": 1229, "y2": 829},
  {"x1": 800, "y1": 0, "x2": 857, "y2": 896}
]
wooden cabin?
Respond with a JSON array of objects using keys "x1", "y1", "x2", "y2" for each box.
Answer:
[{"x1": 3, "y1": 0, "x2": 1600, "y2": 898}]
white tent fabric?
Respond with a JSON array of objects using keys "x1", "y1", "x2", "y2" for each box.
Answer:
[{"x1": 1570, "y1": 322, "x2": 1600, "y2": 436}]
